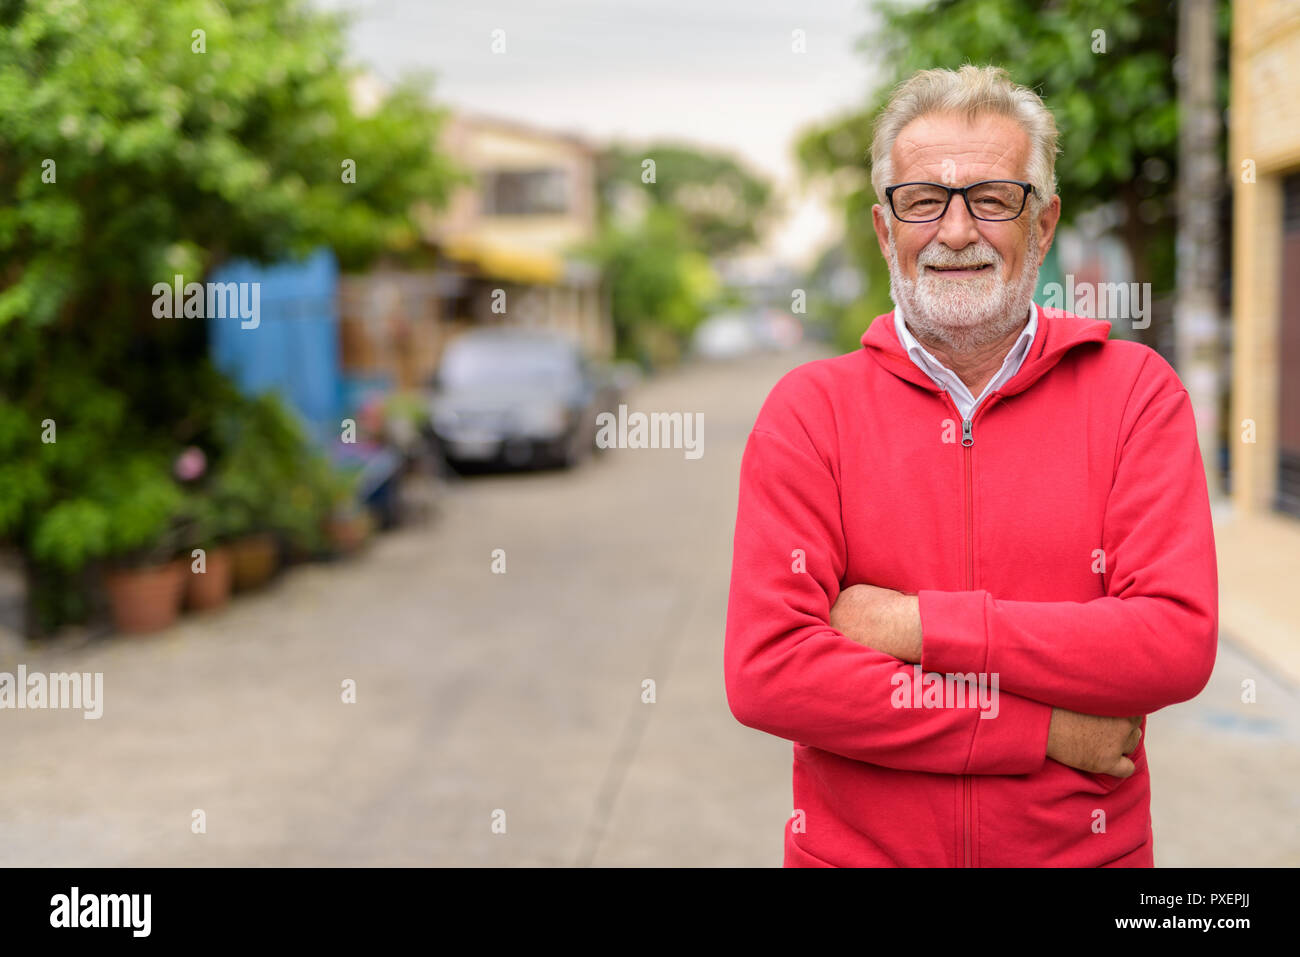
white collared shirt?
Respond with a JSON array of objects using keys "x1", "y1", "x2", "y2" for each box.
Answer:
[{"x1": 893, "y1": 302, "x2": 1038, "y2": 421}]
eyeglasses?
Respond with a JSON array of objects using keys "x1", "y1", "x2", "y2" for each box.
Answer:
[{"x1": 884, "y1": 180, "x2": 1035, "y2": 223}]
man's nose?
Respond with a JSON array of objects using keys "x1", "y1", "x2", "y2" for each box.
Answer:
[{"x1": 934, "y1": 192, "x2": 981, "y2": 249}]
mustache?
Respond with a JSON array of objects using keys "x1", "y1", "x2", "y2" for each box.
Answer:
[{"x1": 917, "y1": 245, "x2": 1001, "y2": 270}]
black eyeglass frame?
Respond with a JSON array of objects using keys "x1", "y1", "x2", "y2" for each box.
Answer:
[{"x1": 883, "y1": 179, "x2": 1036, "y2": 223}]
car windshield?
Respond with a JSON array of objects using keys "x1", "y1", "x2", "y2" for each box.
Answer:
[{"x1": 440, "y1": 339, "x2": 579, "y2": 389}]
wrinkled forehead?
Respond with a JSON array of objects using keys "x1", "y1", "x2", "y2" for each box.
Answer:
[{"x1": 891, "y1": 112, "x2": 1031, "y2": 184}]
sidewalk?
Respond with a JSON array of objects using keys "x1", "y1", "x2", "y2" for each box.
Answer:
[{"x1": 1211, "y1": 499, "x2": 1300, "y2": 687}]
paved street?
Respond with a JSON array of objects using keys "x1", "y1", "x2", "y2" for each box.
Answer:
[{"x1": 2, "y1": 347, "x2": 1297, "y2": 866}]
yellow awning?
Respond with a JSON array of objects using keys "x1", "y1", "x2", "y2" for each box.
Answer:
[{"x1": 441, "y1": 237, "x2": 565, "y2": 285}]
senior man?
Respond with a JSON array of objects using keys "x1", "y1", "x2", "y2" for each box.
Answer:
[{"x1": 723, "y1": 65, "x2": 1218, "y2": 867}]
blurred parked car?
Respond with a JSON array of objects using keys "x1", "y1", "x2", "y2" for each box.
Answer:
[
  {"x1": 691, "y1": 308, "x2": 803, "y2": 360},
  {"x1": 691, "y1": 311, "x2": 762, "y2": 359},
  {"x1": 428, "y1": 328, "x2": 620, "y2": 469}
]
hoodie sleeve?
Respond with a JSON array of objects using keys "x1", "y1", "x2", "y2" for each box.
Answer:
[
  {"x1": 724, "y1": 372, "x2": 1053, "y2": 775},
  {"x1": 918, "y1": 363, "x2": 1219, "y2": 717}
]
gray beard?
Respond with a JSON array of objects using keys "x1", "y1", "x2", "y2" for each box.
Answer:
[{"x1": 887, "y1": 226, "x2": 1042, "y2": 353}]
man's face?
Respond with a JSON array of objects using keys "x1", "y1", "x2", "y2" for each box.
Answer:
[{"x1": 872, "y1": 111, "x2": 1061, "y2": 351}]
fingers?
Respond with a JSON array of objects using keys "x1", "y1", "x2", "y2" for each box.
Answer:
[
  {"x1": 1123, "y1": 716, "x2": 1143, "y2": 754},
  {"x1": 1108, "y1": 755, "x2": 1137, "y2": 778},
  {"x1": 1125, "y1": 725, "x2": 1142, "y2": 754}
]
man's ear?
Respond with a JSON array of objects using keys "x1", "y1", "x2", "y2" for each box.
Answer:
[
  {"x1": 1035, "y1": 194, "x2": 1061, "y2": 261},
  {"x1": 872, "y1": 204, "x2": 892, "y2": 262}
]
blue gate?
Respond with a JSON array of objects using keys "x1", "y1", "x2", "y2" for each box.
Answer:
[{"x1": 207, "y1": 248, "x2": 340, "y2": 442}]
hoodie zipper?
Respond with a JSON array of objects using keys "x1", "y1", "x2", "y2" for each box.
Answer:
[
  {"x1": 960, "y1": 408, "x2": 974, "y2": 589},
  {"x1": 962, "y1": 409, "x2": 973, "y2": 869},
  {"x1": 945, "y1": 390, "x2": 999, "y2": 868}
]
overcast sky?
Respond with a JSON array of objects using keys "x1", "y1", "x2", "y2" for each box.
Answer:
[{"x1": 315, "y1": 0, "x2": 879, "y2": 269}]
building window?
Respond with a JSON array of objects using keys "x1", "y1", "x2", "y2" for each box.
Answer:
[{"x1": 482, "y1": 169, "x2": 570, "y2": 216}]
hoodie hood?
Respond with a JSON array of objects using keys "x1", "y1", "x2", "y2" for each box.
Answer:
[{"x1": 860, "y1": 302, "x2": 1112, "y2": 399}]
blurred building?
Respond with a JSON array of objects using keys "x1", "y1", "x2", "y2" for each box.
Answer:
[
  {"x1": 340, "y1": 110, "x2": 612, "y2": 392},
  {"x1": 1230, "y1": 0, "x2": 1300, "y2": 519}
]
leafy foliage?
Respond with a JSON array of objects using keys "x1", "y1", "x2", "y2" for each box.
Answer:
[
  {"x1": 581, "y1": 205, "x2": 718, "y2": 364},
  {"x1": 209, "y1": 392, "x2": 342, "y2": 555},
  {"x1": 0, "y1": 0, "x2": 460, "y2": 632},
  {"x1": 0, "y1": 0, "x2": 462, "y2": 332},
  {"x1": 596, "y1": 143, "x2": 776, "y2": 256},
  {"x1": 586, "y1": 141, "x2": 771, "y2": 363}
]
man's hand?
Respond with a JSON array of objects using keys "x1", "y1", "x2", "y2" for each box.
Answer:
[
  {"x1": 829, "y1": 583, "x2": 923, "y2": 663},
  {"x1": 1046, "y1": 709, "x2": 1143, "y2": 777}
]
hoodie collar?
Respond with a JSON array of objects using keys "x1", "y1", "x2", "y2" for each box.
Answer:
[{"x1": 861, "y1": 302, "x2": 1111, "y2": 399}]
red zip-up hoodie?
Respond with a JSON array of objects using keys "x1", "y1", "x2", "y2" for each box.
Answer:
[{"x1": 723, "y1": 305, "x2": 1218, "y2": 867}]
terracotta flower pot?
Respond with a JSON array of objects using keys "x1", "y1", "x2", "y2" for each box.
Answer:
[
  {"x1": 104, "y1": 559, "x2": 187, "y2": 635},
  {"x1": 185, "y1": 546, "x2": 232, "y2": 611},
  {"x1": 228, "y1": 533, "x2": 279, "y2": 591},
  {"x1": 326, "y1": 511, "x2": 372, "y2": 556}
]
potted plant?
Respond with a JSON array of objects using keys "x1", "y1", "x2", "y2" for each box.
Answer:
[
  {"x1": 209, "y1": 396, "x2": 292, "y2": 590},
  {"x1": 206, "y1": 391, "x2": 376, "y2": 575},
  {"x1": 179, "y1": 495, "x2": 234, "y2": 613},
  {"x1": 25, "y1": 450, "x2": 189, "y2": 636},
  {"x1": 212, "y1": 464, "x2": 280, "y2": 592},
  {"x1": 323, "y1": 465, "x2": 372, "y2": 557},
  {"x1": 269, "y1": 450, "x2": 337, "y2": 564},
  {"x1": 96, "y1": 455, "x2": 188, "y2": 635},
  {"x1": 167, "y1": 447, "x2": 233, "y2": 613}
]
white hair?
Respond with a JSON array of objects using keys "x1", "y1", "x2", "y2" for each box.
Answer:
[{"x1": 870, "y1": 65, "x2": 1059, "y2": 211}]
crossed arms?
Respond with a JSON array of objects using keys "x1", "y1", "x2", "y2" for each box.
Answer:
[{"x1": 829, "y1": 584, "x2": 1144, "y2": 777}]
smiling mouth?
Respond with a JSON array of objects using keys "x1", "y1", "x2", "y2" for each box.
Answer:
[{"x1": 926, "y1": 264, "x2": 993, "y2": 274}]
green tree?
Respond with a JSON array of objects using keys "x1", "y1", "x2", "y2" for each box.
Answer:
[
  {"x1": 597, "y1": 142, "x2": 777, "y2": 256},
  {"x1": 0, "y1": 0, "x2": 461, "y2": 333},
  {"x1": 581, "y1": 205, "x2": 718, "y2": 366},
  {"x1": 585, "y1": 142, "x2": 773, "y2": 361},
  {"x1": 0, "y1": 0, "x2": 462, "y2": 632}
]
